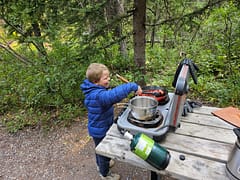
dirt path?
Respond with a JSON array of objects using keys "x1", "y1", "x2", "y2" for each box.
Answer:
[{"x1": 0, "y1": 119, "x2": 152, "y2": 180}]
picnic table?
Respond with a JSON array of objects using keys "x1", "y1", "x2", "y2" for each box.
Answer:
[{"x1": 95, "y1": 106, "x2": 236, "y2": 179}]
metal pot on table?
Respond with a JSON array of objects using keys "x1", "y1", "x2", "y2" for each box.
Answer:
[
  {"x1": 226, "y1": 128, "x2": 240, "y2": 180},
  {"x1": 129, "y1": 96, "x2": 158, "y2": 121}
]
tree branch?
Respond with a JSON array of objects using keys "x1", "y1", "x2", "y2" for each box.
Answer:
[
  {"x1": 2, "y1": 17, "x2": 48, "y2": 59},
  {"x1": 0, "y1": 36, "x2": 33, "y2": 64},
  {"x1": 0, "y1": 43, "x2": 33, "y2": 65},
  {"x1": 146, "y1": 0, "x2": 228, "y2": 26}
]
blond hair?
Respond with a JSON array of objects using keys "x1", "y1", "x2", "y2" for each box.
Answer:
[{"x1": 86, "y1": 63, "x2": 109, "y2": 83}]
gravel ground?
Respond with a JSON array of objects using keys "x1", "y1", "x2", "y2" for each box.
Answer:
[{"x1": 0, "y1": 117, "x2": 174, "y2": 180}]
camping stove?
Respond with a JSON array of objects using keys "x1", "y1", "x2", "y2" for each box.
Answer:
[
  {"x1": 117, "y1": 93, "x2": 176, "y2": 141},
  {"x1": 117, "y1": 58, "x2": 199, "y2": 142}
]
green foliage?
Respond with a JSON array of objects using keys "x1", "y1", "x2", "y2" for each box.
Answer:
[
  {"x1": 0, "y1": 42, "x2": 86, "y2": 111},
  {"x1": 1, "y1": 108, "x2": 39, "y2": 133},
  {"x1": 1, "y1": 104, "x2": 85, "y2": 133},
  {"x1": 192, "y1": 75, "x2": 240, "y2": 107},
  {"x1": 0, "y1": 0, "x2": 240, "y2": 133}
]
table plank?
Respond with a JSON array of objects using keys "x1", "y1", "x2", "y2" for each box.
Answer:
[
  {"x1": 192, "y1": 106, "x2": 220, "y2": 115},
  {"x1": 175, "y1": 122, "x2": 235, "y2": 144},
  {"x1": 181, "y1": 112, "x2": 235, "y2": 129},
  {"x1": 162, "y1": 133, "x2": 233, "y2": 163}
]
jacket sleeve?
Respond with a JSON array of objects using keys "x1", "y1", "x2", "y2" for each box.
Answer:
[{"x1": 98, "y1": 83, "x2": 138, "y2": 106}]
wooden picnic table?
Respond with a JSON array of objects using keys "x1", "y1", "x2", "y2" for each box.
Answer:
[{"x1": 95, "y1": 106, "x2": 236, "y2": 180}]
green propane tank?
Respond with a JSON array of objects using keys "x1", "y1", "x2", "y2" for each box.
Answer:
[{"x1": 124, "y1": 131, "x2": 170, "y2": 170}]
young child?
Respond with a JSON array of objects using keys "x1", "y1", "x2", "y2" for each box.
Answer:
[{"x1": 80, "y1": 63, "x2": 142, "y2": 179}]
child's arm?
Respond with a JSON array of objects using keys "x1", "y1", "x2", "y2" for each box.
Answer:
[{"x1": 98, "y1": 83, "x2": 139, "y2": 106}]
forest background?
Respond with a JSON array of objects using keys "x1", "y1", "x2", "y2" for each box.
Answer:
[{"x1": 0, "y1": 0, "x2": 239, "y2": 133}]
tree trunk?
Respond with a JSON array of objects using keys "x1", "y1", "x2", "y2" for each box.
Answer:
[
  {"x1": 105, "y1": 0, "x2": 127, "y2": 57},
  {"x1": 116, "y1": 0, "x2": 127, "y2": 57},
  {"x1": 133, "y1": 0, "x2": 146, "y2": 86}
]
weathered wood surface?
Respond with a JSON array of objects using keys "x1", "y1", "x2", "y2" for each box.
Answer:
[
  {"x1": 96, "y1": 106, "x2": 236, "y2": 180},
  {"x1": 181, "y1": 112, "x2": 234, "y2": 129}
]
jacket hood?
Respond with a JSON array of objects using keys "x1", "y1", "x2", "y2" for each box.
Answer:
[{"x1": 80, "y1": 79, "x2": 105, "y2": 95}]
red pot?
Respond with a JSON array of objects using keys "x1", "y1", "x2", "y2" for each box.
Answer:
[{"x1": 139, "y1": 86, "x2": 169, "y2": 105}]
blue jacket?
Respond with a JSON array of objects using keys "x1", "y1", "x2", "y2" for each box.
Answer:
[{"x1": 80, "y1": 79, "x2": 138, "y2": 138}]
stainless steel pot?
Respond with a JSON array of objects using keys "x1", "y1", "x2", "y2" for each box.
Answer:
[
  {"x1": 129, "y1": 96, "x2": 158, "y2": 120},
  {"x1": 226, "y1": 128, "x2": 240, "y2": 180}
]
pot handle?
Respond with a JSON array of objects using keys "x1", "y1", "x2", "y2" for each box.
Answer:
[{"x1": 233, "y1": 128, "x2": 240, "y2": 140}]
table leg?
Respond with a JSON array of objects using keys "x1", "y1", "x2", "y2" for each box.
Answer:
[{"x1": 151, "y1": 171, "x2": 161, "y2": 180}]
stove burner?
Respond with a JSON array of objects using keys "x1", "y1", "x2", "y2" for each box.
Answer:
[{"x1": 127, "y1": 111, "x2": 164, "y2": 128}]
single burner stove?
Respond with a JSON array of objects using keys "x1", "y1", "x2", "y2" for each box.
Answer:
[{"x1": 117, "y1": 93, "x2": 175, "y2": 141}]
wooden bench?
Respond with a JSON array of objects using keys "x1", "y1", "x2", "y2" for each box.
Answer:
[{"x1": 96, "y1": 106, "x2": 236, "y2": 179}]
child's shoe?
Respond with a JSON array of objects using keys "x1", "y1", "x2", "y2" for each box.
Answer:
[
  {"x1": 100, "y1": 171, "x2": 120, "y2": 180},
  {"x1": 109, "y1": 159, "x2": 115, "y2": 168}
]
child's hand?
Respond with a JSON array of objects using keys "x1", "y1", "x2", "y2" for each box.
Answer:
[{"x1": 136, "y1": 86, "x2": 142, "y2": 95}]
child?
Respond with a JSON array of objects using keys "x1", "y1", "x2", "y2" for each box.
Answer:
[{"x1": 80, "y1": 63, "x2": 142, "y2": 179}]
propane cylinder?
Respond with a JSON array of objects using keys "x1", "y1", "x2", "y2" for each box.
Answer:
[{"x1": 124, "y1": 132, "x2": 170, "y2": 170}]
